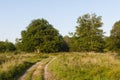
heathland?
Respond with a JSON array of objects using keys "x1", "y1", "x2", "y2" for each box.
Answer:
[{"x1": 0, "y1": 52, "x2": 120, "y2": 80}]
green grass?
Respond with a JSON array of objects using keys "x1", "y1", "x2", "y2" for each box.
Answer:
[
  {"x1": 48, "y1": 52, "x2": 120, "y2": 80},
  {"x1": 0, "y1": 53, "x2": 49, "y2": 80},
  {"x1": 1, "y1": 52, "x2": 120, "y2": 80}
]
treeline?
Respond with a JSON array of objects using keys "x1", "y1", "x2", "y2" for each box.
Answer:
[
  {"x1": 0, "y1": 40, "x2": 16, "y2": 52},
  {"x1": 0, "y1": 13, "x2": 120, "y2": 53}
]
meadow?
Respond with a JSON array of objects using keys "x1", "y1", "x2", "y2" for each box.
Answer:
[
  {"x1": 48, "y1": 52, "x2": 120, "y2": 80},
  {"x1": 0, "y1": 52, "x2": 49, "y2": 80},
  {"x1": 0, "y1": 52, "x2": 120, "y2": 80}
]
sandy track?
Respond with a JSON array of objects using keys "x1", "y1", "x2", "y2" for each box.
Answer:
[
  {"x1": 18, "y1": 61, "x2": 42, "y2": 80},
  {"x1": 18, "y1": 57, "x2": 56, "y2": 80},
  {"x1": 44, "y1": 57, "x2": 56, "y2": 80}
]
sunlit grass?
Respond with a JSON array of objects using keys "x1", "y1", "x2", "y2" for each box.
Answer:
[
  {"x1": 48, "y1": 52, "x2": 120, "y2": 80},
  {"x1": 0, "y1": 53, "x2": 48, "y2": 80}
]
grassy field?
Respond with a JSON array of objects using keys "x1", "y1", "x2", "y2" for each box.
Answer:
[
  {"x1": 0, "y1": 52, "x2": 120, "y2": 80},
  {"x1": 0, "y1": 52, "x2": 49, "y2": 80},
  {"x1": 48, "y1": 52, "x2": 120, "y2": 80}
]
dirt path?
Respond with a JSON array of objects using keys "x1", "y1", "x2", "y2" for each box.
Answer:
[
  {"x1": 18, "y1": 57, "x2": 56, "y2": 80},
  {"x1": 18, "y1": 61, "x2": 42, "y2": 80},
  {"x1": 44, "y1": 57, "x2": 56, "y2": 80}
]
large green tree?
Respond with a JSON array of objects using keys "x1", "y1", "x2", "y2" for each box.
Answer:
[
  {"x1": 106, "y1": 20, "x2": 120, "y2": 52},
  {"x1": 19, "y1": 19, "x2": 68, "y2": 53},
  {"x1": 74, "y1": 13, "x2": 105, "y2": 52}
]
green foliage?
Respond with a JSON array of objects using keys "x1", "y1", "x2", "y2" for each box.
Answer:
[
  {"x1": 19, "y1": 19, "x2": 68, "y2": 53},
  {"x1": 64, "y1": 36, "x2": 78, "y2": 52},
  {"x1": 0, "y1": 41, "x2": 6, "y2": 52},
  {"x1": 4, "y1": 40, "x2": 16, "y2": 52},
  {"x1": 106, "y1": 20, "x2": 120, "y2": 52},
  {"x1": 15, "y1": 38, "x2": 23, "y2": 52},
  {"x1": 0, "y1": 41, "x2": 16, "y2": 52},
  {"x1": 72, "y1": 13, "x2": 105, "y2": 52}
]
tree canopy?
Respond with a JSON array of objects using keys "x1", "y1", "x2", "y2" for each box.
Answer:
[
  {"x1": 106, "y1": 20, "x2": 120, "y2": 52},
  {"x1": 1, "y1": 13, "x2": 120, "y2": 53},
  {"x1": 19, "y1": 19, "x2": 68, "y2": 53},
  {"x1": 0, "y1": 40, "x2": 16, "y2": 52},
  {"x1": 71, "y1": 13, "x2": 105, "y2": 52}
]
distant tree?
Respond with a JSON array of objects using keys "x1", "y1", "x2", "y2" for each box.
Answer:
[
  {"x1": 63, "y1": 35, "x2": 78, "y2": 52},
  {"x1": 0, "y1": 41, "x2": 6, "y2": 52},
  {"x1": 0, "y1": 40, "x2": 16, "y2": 52},
  {"x1": 4, "y1": 40, "x2": 16, "y2": 52},
  {"x1": 15, "y1": 38, "x2": 23, "y2": 51},
  {"x1": 20, "y1": 18, "x2": 68, "y2": 53},
  {"x1": 106, "y1": 20, "x2": 120, "y2": 52},
  {"x1": 74, "y1": 13, "x2": 105, "y2": 52}
]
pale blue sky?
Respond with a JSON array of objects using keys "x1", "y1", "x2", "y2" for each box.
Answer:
[{"x1": 0, "y1": 0, "x2": 120, "y2": 42}]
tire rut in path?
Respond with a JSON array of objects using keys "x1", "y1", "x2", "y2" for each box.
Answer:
[
  {"x1": 18, "y1": 61, "x2": 42, "y2": 80},
  {"x1": 18, "y1": 57, "x2": 56, "y2": 80},
  {"x1": 44, "y1": 57, "x2": 56, "y2": 80}
]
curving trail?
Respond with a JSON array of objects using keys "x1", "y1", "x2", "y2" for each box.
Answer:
[
  {"x1": 18, "y1": 61, "x2": 43, "y2": 80},
  {"x1": 18, "y1": 57, "x2": 56, "y2": 80},
  {"x1": 44, "y1": 57, "x2": 56, "y2": 80}
]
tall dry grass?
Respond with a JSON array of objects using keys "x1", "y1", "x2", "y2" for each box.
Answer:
[
  {"x1": 48, "y1": 52, "x2": 120, "y2": 80},
  {"x1": 0, "y1": 53, "x2": 48, "y2": 80}
]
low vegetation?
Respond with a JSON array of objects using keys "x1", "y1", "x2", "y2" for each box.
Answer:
[
  {"x1": 48, "y1": 52, "x2": 120, "y2": 80},
  {"x1": 0, "y1": 53, "x2": 49, "y2": 80}
]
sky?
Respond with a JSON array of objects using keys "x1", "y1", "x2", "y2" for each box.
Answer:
[{"x1": 0, "y1": 0, "x2": 120, "y2": 43}]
